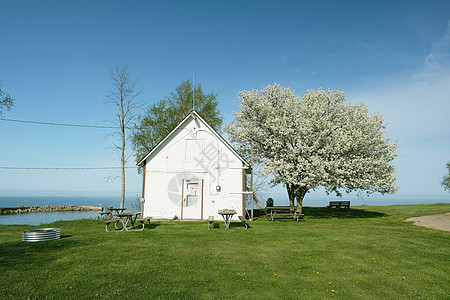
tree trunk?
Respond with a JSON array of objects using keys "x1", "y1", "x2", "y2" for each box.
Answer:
[
  {"x1": 286, "y1": 184, "x2": 295, "y2": 207},
  {"x1": 294, "y1": 186, "x2": 308, "y2": 215},
  {"x1": 120, "y1": 88, "x2": 126, "y2": 209},
  {"x1": 121, "y1": 127, "x2": 125, "y2": 208}
]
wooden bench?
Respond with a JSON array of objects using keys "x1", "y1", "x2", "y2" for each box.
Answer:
[
  {"x1": 99, "y1": 207, "x2": 115, "y2": 219},
  {"x1": 99, "y1": 212, "x2": 112, "y2": 220},
  {"x1": 238, "y1": 216, "x2": 249, "y2": 229},
  {"x1": 134, "y1": 217, "x2": 152, "y2": 231},
  {"x1": 327, "y1": 201, "x2": 350, "y2": 209},
  {"x1": 266, "y1": 206, "x2": 303, "y2": 222},
  {"x1": 103, "y1": 218, "x2": 121, "y2": 232}
]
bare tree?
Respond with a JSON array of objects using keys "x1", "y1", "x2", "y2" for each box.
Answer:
[{"x1": 105, "y1": 65, "x2": 142, "y2": 208}]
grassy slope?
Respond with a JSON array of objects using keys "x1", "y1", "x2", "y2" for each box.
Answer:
[{"x1": 0, "y1": 203, "x2": 449, "y2": 299}]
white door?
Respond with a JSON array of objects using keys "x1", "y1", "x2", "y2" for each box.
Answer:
[{"x1": 182, "y1": 179, "x2": 202, "y2": 219}]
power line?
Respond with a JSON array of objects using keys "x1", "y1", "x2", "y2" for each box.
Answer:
[
  {"x1": 0, "y1": 118, "x2": 140, "y2": 171},
  {"x1": 0, "y1": 117, "x2": 117, "y2": 129},
  {"x1": 0, "y1": 166, "x2": 138, "y2": 170}
]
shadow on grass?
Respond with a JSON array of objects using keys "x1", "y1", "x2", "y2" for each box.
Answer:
[
  {"x1": 303, "y1": 207, "x2": 386, "y2": 219},
  {"x1": 103, "y1": 223, "x2": 160, "y2": 231},
  {"x1": 231, "y1": 222, "x2": 251, "y2": 230},
  {"x1": 208, "y1": 221, "x2": 250, "y2": 230},
  {"x1": 252, "y1": 207, "x2": 386, "y2": 220},
  {"x1": 147, "y1": 223, "x2": 160, "y2": 230},
  {"x1": 0, "y1": 237, "x2": 79, "y2": 270}
]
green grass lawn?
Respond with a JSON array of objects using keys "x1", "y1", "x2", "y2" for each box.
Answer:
[{"x1": 1, "y1": 204, "x2": 449, "y2": 299}]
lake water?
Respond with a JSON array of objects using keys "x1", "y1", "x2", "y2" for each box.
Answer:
[
  {"x1": 0, "y1": 194, "x2": 448, "y2": 225},
  {"x1": 0, "y1": 211, "x2": 101, "y2": 226},
  {"x1": 0, "y1": 195, "x2": 123, "y2": 208},
  {"x1": 0, "y1": 195, "x2": 139, "y2": 226}
]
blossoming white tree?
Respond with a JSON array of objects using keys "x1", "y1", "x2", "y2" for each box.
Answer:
[{"x1": 226, "y1": 84, "x2": 398, "y2": 213}]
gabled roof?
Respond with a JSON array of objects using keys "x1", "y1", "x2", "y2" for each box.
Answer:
[{"x1": 137, "y1": 110, "x2": 250, "y2": 168}]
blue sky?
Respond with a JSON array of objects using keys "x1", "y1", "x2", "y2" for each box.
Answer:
[{"x1": 0, "y1": 0, "x2": 449, "y2": 200}]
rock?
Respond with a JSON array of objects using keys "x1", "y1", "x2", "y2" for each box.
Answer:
[{"x1": 0, "y1": 205, "x2": 103, "y2": 214}]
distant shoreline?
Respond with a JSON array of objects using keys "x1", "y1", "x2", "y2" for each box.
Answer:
[{"x1": 0, "y1": 205, "x2": 102, "y2": 215}]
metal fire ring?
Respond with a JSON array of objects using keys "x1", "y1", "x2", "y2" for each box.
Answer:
[{"x1": 22, "y1": 228, "x2": 61, "y2": 242}]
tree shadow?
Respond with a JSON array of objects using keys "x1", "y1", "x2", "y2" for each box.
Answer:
[
  {"x1": 251, "y1": 207, "x2": 385, "y2": 220},
  {"x1": 302, "y1": 207, "x2": 385, "y2": 219},
  {"x1": 251, "y1": 209, "x2": 270, "y2": 218}
]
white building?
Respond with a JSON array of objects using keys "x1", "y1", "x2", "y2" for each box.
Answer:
[{"x1": 137, "y1": 111, "x2": 251, "y2": 220}]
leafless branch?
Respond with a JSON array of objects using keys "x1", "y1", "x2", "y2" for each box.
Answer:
[
  {"x1": 105, "y1": 64, "x2": 144, "y2": 208},
  {"x1": 97, "y1": 175, "x2": 120, "y2": 187}
]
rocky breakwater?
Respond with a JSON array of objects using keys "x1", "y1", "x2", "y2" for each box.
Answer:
[{"x1": 0, "y1": 205, "x2": 103, "y2": 215}]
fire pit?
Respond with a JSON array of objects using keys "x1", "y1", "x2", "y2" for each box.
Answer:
[{"x1": 22, "y1": 228, "x2": 61, "y2": 242}]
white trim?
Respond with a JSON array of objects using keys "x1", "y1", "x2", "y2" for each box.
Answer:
[
  {"x1": 137, "y1": 112, "x2": 194, "y2": 166},
  {"x1": 191, "y1": 111, "x2": 250, "y2": 168},
  {"x1": 230, "y1": 191, "x2": 254, "y2": 194},
  {"x1": 144, "y1": 170, "x2": 208, "y2": 174}
]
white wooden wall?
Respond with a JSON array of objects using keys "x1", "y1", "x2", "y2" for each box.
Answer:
[{"x1": 142, "y1": 117, "x2": 245, "y2": 220}]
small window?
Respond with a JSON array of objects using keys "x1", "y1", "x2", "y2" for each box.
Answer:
[{"x1": 186, "y1": 182, "x2": 199, "y2": 207}]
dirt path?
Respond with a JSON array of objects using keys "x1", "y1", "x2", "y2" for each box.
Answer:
[{"x1": 406, "y1": 213, "x2": 450, "y2": 232}]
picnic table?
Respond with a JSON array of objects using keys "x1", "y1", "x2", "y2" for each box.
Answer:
[
  {"x1": 218, "y1": 209, "x2": 237, "y2": 230},
  {"x1": 100, "y1": 207, "x2": 127, "y2": 219},
  {"x1": 111, "y1": 207, "x2": 127, "y2": 214},
  {"x1": 103, "y1": 214, "x2": 152, "y2": 232},
  {"x1": 113, "y1": 212, "x2": 141, "y2": 231},
  {"x1": 208, "y1": 213, "x2": 249, "y2": 230},
  {"x1": 266, "y1": 206, "x2": 303, "y2": 222}
]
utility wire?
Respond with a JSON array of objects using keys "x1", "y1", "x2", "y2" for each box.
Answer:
[
  {"x1": 0, "y1": 117, "x2": 117, "y2": 129},
  {"x1": 0, "y1": 118, "x2": 141, "y2": 170},
  {"x1": 0, "y1": 167, "x2": 138, "y2": 170}
]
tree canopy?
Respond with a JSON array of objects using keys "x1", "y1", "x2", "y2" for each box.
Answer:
[
  {"x1": 441, "y1": 161, "x2": 450, "y2": 192},
  {"x1": 0, "y1": 81, "x2": 14, "y2": 116},
  {"x1": 226, "y1": 84, "x2": 398, "y2": 212},
  {"x1": 132, "y1": 79, "x2": 222, "y2": 166}
]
